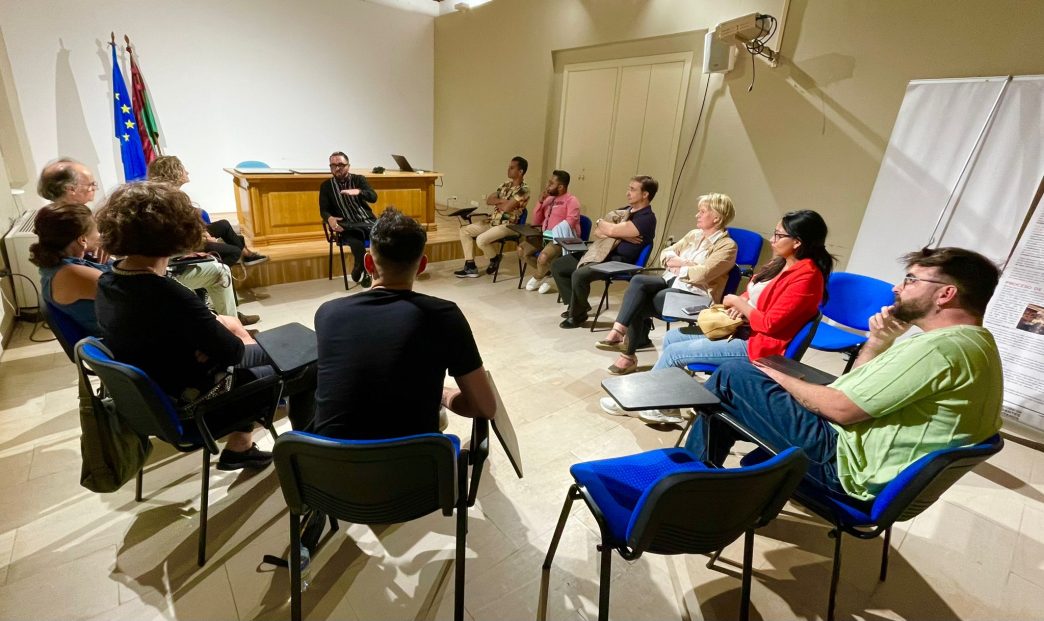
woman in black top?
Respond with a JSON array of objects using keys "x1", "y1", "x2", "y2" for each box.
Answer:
[{"x1": 94, "y1": 181, "x2": 282, "y2": 470}]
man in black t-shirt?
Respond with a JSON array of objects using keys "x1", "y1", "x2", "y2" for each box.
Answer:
[
  {"x1": 552, "y1": 175, "x2": 658, "y2": 328},
  {"x1": 311, "y1": 208, "x2": 496, "y2": 440}
]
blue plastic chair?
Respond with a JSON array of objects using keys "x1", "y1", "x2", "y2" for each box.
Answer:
[
  {"x1": 684, "y1": 312, "x2": 821, "y2": 376},
  {"x1": 538, "y1": 447, "x2": 809, "y2": 621},
  {"x1": 516, "y1": 215, "x2": 592, "y2": 289},
  {"x1": 810, "y1": 272, "x2": 896, "y2": 373},
  {"x1": 273, "y1": 424, "x2": 490, "y2": 621},
  {"x1": 75, "y1": 337, "x2": 283, "y2": 566},
  {"x1": 491, "y1": 208, "x2": 528, "y2": 283},
  {"x1": 235, "y1": 160, "x2": 270, "y2": 168},
  {"x1": 589, "y1": 244, "x2": 654, "y2": 332},
  {"x1": 724, "y1": 227, "x2": 764, "y2": 296},
  {"x1": 740, "y1": 433, "x2": 1002, "y2": 621},
  {"x1": 43, "y1": 299, "x2": 90, "y2": 363},
  {"x1": 198, "y1": 208, "x2": 212, "y2": 224}
]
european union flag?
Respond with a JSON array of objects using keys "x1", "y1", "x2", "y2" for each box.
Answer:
[{"x1": 111, "y1": 45, "x2": 147, "y2": 181}]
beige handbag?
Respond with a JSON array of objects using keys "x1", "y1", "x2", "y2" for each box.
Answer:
[{"x1": 696, "y1": 304, "x2": 744, "y2": 340}]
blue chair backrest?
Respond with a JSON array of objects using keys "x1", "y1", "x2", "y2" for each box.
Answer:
[
  {"x1": 723, "y1": 265, "x2": 742, "y2": 297},
  {"x1": 783, "y1": 313, "x2": 822, "y2": 360},
  {"x1": 75, "y1": 337, "x2": 192, "y2": 447},
  {"x1": 44, "y1": 300, "x2": 88, "y2": 363},
  {"x1": 726, "y1": 227, "x2": 764, "y2": 268},
  {"x1": 273, "y1": 431, "x2": 459, "y2": 523},
  {"x1": 635, "y1": 244, "x2": 653, "y2": 268},
  {"x1": 869, "y1": 433, "x2": 1003, "y2": 524},
  {"x1": 517, "y1": 208, "x2": 528, "y2": 226},
  {"x1": 198, "y1": 208, "x2": 212, "y2": 224},
  {"x1": 579, "y1": 215, "x2": 593, "y2": 241},
  {"x1": 235, "y1": 160, "x2": 270, "y2": 168},
  {"x1": 821, "y1": 272, "x2": 895, "y2": 331},
  {"x1": 627, "y1": 447, "x2": 808, "y2": 554}
]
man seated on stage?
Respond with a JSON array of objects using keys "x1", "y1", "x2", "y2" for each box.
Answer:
[
  {"x1": 454, "y1": 156, "x2": 530, "y2": 278},
  {"x1": 553, "y1": 175, "x2": 658, "y2": 328},
  {"x1": 311, "y1": 208, "x2": 496, "y2": 440},
  {"x1": 689, "y1": 247, "x2": 1003, "y2": 501},
  {"x1": 520, "y1": 169, "x2": 581, "y2": 294},
  {"x1": 319, "y1": 151, "x2": 379, "y2": 288}
]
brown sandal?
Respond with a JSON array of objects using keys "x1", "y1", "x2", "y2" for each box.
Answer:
[
  {"x1": 607, "y1": 354, "x2": 638, "y2": 375},
  {"x1": 595, "y1": 327, "x2": 627, "y2": 352}
]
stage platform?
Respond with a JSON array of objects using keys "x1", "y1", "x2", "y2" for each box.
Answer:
[{"x1": 236, "y1": 212, "x2": 517, "y2": 288}]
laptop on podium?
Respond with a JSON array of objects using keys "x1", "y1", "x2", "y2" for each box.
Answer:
[{"x1": 392, "y1": 154, "x2": 426, "y2": 173}]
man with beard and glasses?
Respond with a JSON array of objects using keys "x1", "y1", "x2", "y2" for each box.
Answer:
[{"x1": 684, "y1": 247, "x2": 1003, "y2": 501}]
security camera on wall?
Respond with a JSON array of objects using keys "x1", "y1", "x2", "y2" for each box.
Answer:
[{"x1": 704, "y1": 13, "x2": 779, "y2": 74}]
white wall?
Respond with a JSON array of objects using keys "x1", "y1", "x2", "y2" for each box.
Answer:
[{"x1": 0, "y1": 0, "x2": 434, "y2": 215}]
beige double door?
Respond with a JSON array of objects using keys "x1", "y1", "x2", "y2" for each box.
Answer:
[{"x1": 556, "y1": 53, "x2": 692, "y2": 220}]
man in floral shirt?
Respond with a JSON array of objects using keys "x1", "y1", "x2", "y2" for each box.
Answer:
[{"x1": 454, "y1": 156, "x2": 530, "y2": 278}]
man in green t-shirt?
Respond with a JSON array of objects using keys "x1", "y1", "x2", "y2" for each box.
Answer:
[{"x1": 685, "y1": 247, "x2": 1003, "y2": 500}]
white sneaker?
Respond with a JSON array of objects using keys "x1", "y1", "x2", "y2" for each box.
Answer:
[
  {"x1": 525, "y1": 276, "x2": 541, "y2": 291},
  {"x1": 638, "y1": 409, "x2": 684, "y2": 425},
  {"x1": 538, "y1": 280, "x2": 555, "y2": 294},
  {"x1": 599, "y1": 397, "x2": 636, "y2": 417}
]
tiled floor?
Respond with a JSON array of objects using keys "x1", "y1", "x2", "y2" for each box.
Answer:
[{"x1": 0, "y1": 260, "x2": 1041, "y2": 620}]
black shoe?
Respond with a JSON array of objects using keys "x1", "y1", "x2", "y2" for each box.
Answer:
[
  {"x1": 559, "y1": 315, "x2": 588, "y2": 329},
  {"x1": 242, "y1": 252, "x2": 269, "y2": 266},
  {"x1": 238, "y1": 311, "x2": 260, "y2": 326},
  {"x1": 217, "y1": 443, "x2": 273, "y2": 471},
  {"x1": 485, "y1": 254, "x2": 502, "y2": 275},
  {"x1": 357, "y1": 272, "x2": 373, "y2": 288},
  {"x1": 454, "y1": 263, "x2": 479, "y2": 278},
  {"x1": 560, "y1": 310, "x2": 571, "y2": 318}
]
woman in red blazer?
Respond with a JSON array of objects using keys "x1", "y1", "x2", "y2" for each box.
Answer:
[{"x1": 600, "y1": 210, "x2": 833, "y2": 423}]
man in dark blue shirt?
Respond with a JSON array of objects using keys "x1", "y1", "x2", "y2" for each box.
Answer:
[{"x1": 552, "y1": 175, "x2": 658, "y2": 328}]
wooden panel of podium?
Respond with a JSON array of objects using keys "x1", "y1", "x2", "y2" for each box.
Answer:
[{"x1": 224, "y1": 168, "x2": 442, "y2": 247}]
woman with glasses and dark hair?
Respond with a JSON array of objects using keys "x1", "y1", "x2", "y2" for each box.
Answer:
[{"x1": 601, "y1": 209, "x2": 834, "y2": 424}]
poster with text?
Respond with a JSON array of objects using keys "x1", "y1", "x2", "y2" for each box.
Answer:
[{"x1": 984, "y1": 203, "x2": 1044, "y2": 432}]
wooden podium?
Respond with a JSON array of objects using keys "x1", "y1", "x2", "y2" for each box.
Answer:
[{"x1": 224, "y1": 168, "x2": 442, "y2": 247}]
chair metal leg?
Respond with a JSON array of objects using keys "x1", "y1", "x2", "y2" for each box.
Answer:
[
  {"x1": 827, "y1": 528, "x2": 843, "y2": 621},
  {"x1": 675, "y1": 416, "x2": 695, "y2": 448},
  {"x1": 590, "y1": 280, "x2": 611, "y2": 332},
  {"x1": 538, "y1": 485, "x2": 581, "y2": 621},
  {"x1": 880, "y1": 526, "x2": 891, "y2": 582},
  {"x1": 135, "y1": 468, "x2": 144, "y2": 502},
  {"x1": 842, "y1": 345, "x2": 861, "y2": 374},
  {"x1": 198, "y1": 449, "x2": 211, "y2": 567},
  {"x1": 705, "y1": 547, "x2": 723, "y2": 569},
  {"x1": 290, "y1": 512, "x2": 302, "y2": 621},
  {"x1": 327, "y1": 242, "x2": 334, "y2": 281},
  {"x1": 596, "y1": 540, "x2": 612, "y2": 621},
  {"x1": 338, "y1": 244, "x2": 350, "y2": 290},
  {"x1": 455, "y1": 494, "x2": 467, "y2": 621},
  {"x1": 329, "y1": 516, "x2": 339, "y2": 533},
  {"x1": 517, "y1": 260, "x2": 527, "y2": 289},
  {"x1": 740, "y1": 529, "x2": 754, "y2": 621}
]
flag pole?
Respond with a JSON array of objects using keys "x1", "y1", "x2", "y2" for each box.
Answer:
[{"x1": 124, "y1": 34, "x2": 163, "y2": 158}]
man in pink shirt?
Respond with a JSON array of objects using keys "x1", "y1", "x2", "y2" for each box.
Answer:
[{"x1": 519, "y1": 170, "x2": 581, "y2": 294}]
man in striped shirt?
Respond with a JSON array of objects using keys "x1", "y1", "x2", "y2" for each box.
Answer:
[{"x1": 319, "y1": 151, "x2": 379, "y2": 288}]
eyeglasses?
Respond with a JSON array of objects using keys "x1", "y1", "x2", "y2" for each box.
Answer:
[
  {"x1": 900, "y1": 275, "x2": 955, "y2": 288},
  {"x1": 79, "y1": 182, "x2": 99, "y2": 190},
  {"x1": 771, "y1": 231, "x2": 793, "y2": 241},
  {"x1": 329, "y1": 163, "x2": 349, "y2": 169}
]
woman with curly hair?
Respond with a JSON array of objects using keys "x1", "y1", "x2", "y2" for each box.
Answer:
[{"x1": 94, "y1": 181, "x2": 294, "y2": 470}]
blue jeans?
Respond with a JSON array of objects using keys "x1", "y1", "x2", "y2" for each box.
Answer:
[
  {"x1": 652, "y1": 326, "x2": 750, "y2": 370},
  {"x1": 686, "y1": 359, "x2": 845, "y2": 494}
]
